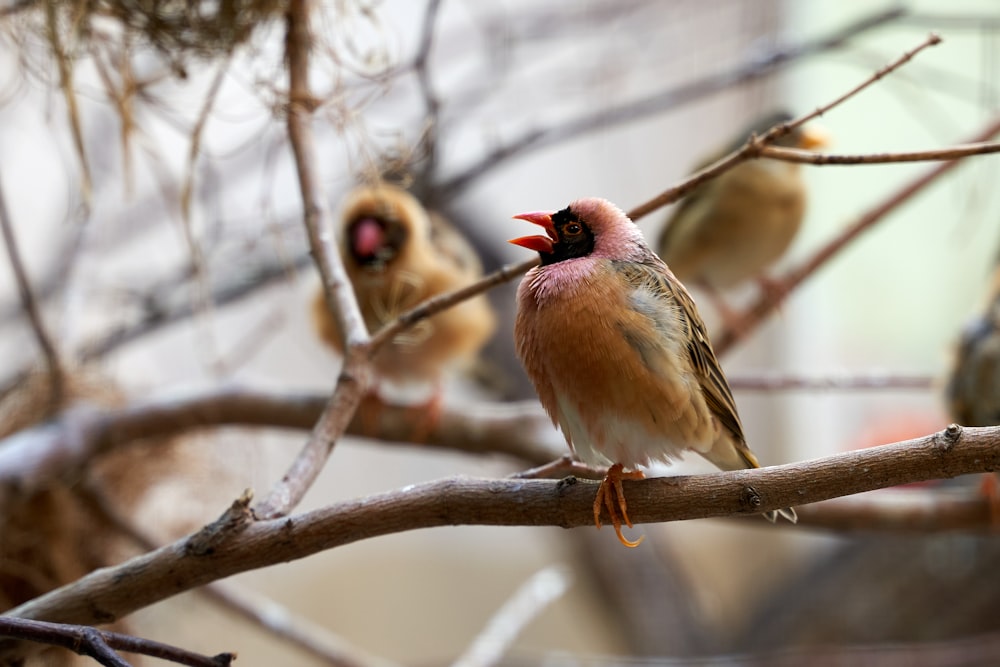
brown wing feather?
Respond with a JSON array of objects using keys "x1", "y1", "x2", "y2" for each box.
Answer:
[{"x1": 612, "y1": 258, "x2": 746, "y2": 446}]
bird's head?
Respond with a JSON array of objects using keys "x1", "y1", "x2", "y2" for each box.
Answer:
[
  {"x1": 340, "y1": 185, "x2": 425, "y2": 271},
  {"x1": 509, "y1": 197, "x2": 647, "y2": 265}
]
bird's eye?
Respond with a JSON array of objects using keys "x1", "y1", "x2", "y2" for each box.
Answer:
[{"x1": 564, "y1": 223, "x2": 582, "y2": 236}]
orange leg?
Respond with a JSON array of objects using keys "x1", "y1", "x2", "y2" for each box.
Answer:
[
  {"x1": 978, "y1": 473, "x2": 1000, "y2": 527},
  {"x1": 593, "y1": 463, "x2": 646, "y2": 547},
  {"x1": 406, "y1": 387, "x2": 442, "y2": 444},
  {"x1": 356, "y1": 391, "x2": 384, "y2": 437},
  {"x1": 355, "y1": 386, "x2": 442, "y2": 444}
]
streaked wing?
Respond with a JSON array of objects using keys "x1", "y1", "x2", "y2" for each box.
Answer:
[{"x1": 612, "y1": 257, "x2": 746, "y2": 444}]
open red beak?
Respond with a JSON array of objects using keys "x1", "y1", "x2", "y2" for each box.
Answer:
[{"x1": 509, "y1": 211, "x2": 557, "y2": 254}]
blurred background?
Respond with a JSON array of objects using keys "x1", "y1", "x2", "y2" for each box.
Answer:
[{"x1": 2, "y1": 0, "x2": 1000, "y2": 665}]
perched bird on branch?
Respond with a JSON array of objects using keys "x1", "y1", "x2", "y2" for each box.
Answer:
[
  {"x1": 656, "y1": 111, "x2": 829, "y2": 324},
  {"x1": 312, "y1": 184, "x2": 496, "y2": 416},
  {"x1": 510, "y1": 197, "x2": 796, "y2": 547},
  {"x1": 945, "y1": 256, "x2": 1000, "y2": 517}
]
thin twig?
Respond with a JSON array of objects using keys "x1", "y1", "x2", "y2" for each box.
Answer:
[
  {"x1": 627, "y1": 32, "x2": 943, "y2": 221},
  {"x1": 728, "y1": 373, "x2": 934, "y2": 392},
  {"x1": 0, "y1": 617, "x2": 233, "y2": 667},
  {"x1": 509, "y1": 455, "x2": 604, "y2": 480},
  {"x1": 713, "y1": 114, "x2": 1000, "y2": 356},
  {"x1": 254, "y1": 0, "x2": 375, "y2": 519},
  {"x1": 204, "y1": 583, "x2": 398, "y2": 667},
  {"x1": 413, "y1": 0, "x2": 443, "y2": 185},
  {"x1": 5, "y1": 423, "x2": 1000, "y2": 637},
  {"x1": 0, "y1": 170, "x2": 65, "y2": 409},
  {"x1": 181, "y1": 58, "x2": 231, "y2": 222},
  {"x1": 451, "y1": 566, "x2": 571, "y2": 667},
  {"x1": 42, "y1": 1, "x2": 92, "y2": 199},
  {"x1": 438, "y1": 7, "x2": 906, "y2": 196},
  {"x1": 759, "y1": 140, "x2": 1000, "y2": 165},
  {"x1": 369, "y1": 258, "x2": 537, "y2": 351}
]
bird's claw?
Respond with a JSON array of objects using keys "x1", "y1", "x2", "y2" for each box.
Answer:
[{"x1": 593, "y1": 463, "x2": 645, "y2": 548}]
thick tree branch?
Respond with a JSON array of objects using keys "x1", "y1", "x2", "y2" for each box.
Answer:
[
  {"x1": 0, "y1": 388, "x2": 559, "y2": 496},
  {"x1": 713, "y1": 114, "x2": 1000, "y2": 356},
  {"x1": 3, "y1": 424, "x2": 999, "y2": 638}
]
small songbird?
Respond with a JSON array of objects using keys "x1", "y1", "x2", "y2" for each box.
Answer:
[
  {"x1": 656, "y1": 111, "x2": 828, "y2": 321},
  {"x1": 947, "y1": 262, "x2": 1000, "y2": 426},
  {"x1": 945, "y1": 257, "x2": 1000, "y2": 518},
  {"x1": 312, "y1": 184, "x2": 496, "y2": 409},
  {"x1": 510, "y1": 197, "x2": 796, "y2": 547}
]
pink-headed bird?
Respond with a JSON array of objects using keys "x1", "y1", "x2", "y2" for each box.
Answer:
[{"x1": 510, "y1": 197, "x2": 796, "y2": 546}]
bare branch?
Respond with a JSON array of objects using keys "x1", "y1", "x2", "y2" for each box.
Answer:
[
  {"x1": 759, "y1": 140, "x2": 1000, "y2": 165},
  {"x1": 795, "y1": 488, "x2": 993, "y2": 533},
  {"x1": 368, "y1": 258, "x2": 537, "y2": 352},
  {"x1": 0, "y1": 616, "x2": 233, "y2": 667},
  {"x1": 627, "y1": 32, "x2": 943, "y2": 221},
  {"x1": 438, "y1": 7, "x2": 906, "y2": 196},
  {"x1": 203, "y1": 583, "x2": 398, "y2": 667},
  {"x1": 713, "y1": 114, "x2": 1000, "y2": 356},
  {"x1": 728, "y1": 373, "x2": 934, "y2": 392},
  {"x1": 0, "y1": 389, "x2": 559, "y2": 498},
  {"x1": 255, "y1": 0, "x2": 374, "y2": 519},
  {"x1": 4, "y1": 423, "x2": 1000, "y2": 637},
  {"x1": 0, "y1": 170, "x2": 65, "y2": 409},
  {"x1": 42, "y1": 2, "x2": 92, "y2": 199},
  {"x1": 508, "y1": 632, "x2": 1000, "y2": 667},
  {"x1": 181, "y1": 58, "x2": 230, "y2": 222},
  {"x1": 78, "y1": 483, "x2": 399, "y2": 667},
  {"x1": 412, "y1": 0, "x2": 443, "y2": 183},
  {"x1": 451, "y1": 566, "x2": 571, "y2": 667}
]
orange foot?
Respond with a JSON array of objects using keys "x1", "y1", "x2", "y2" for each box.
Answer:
[
  {"x1": 978, "y1": 473, "x2": 1000, "y2": 527},
  {"x1": 593, "y1": 463, "x2": 646, "y2": 548}
]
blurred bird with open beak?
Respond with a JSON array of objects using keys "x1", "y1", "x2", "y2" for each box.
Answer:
[
  {"x1": 945, "y1": 253, "x2": 1000, "y2": 518},
  {"x1": 656, "y1": 111, "x2": 829, "y2": 323},
  {"x1": 312, "y1": 184, "x2": 496, "y2": 416},
  {"x1": 511, "y1": 197, "x2": 796, "y2": 547}
]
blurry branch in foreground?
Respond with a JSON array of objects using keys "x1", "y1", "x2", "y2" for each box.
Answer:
[
  {"x1": 508, "y1": 631, "x2": 1000, "y2": 667},
  {"x1": 451, "y1": 566, "x2": 571, "y2": 667},
  {"x1": 0, "y1": 616, "x2": 233, "y2": 667},
  {"x1": 2, "y1": 422, "x2": 999, "y2": 647},
  {"x1": 0, "y1": 172, "x2": 66, "y2": 409},
  {"x1": 78, "y1": 484, "x2": 399, "y2": 667}
]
